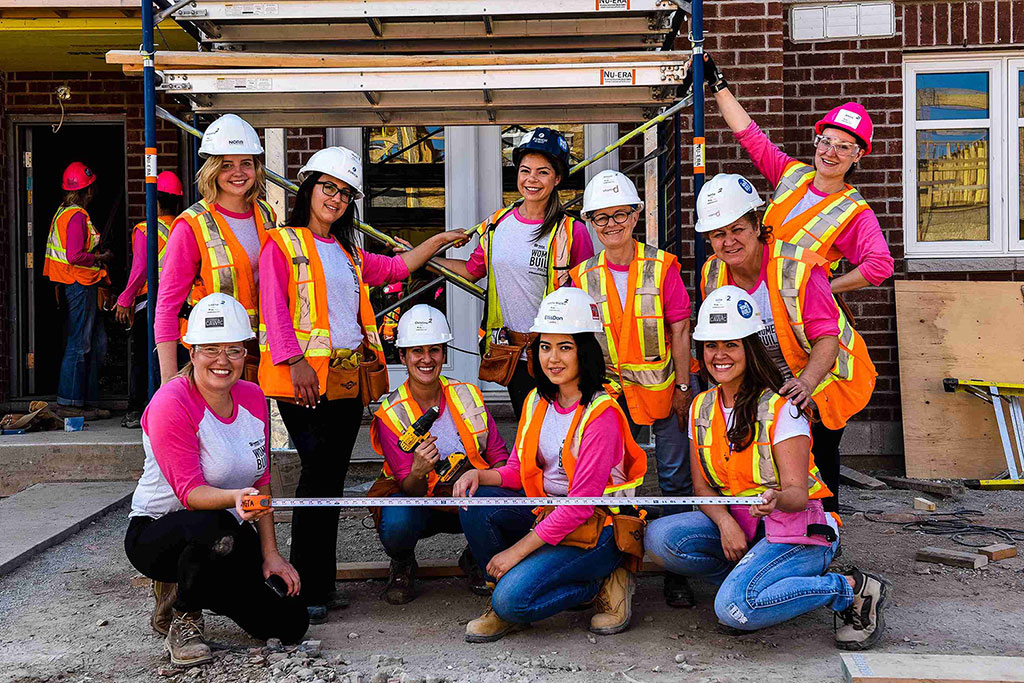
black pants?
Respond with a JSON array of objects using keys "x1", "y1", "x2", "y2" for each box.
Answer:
[
  {"x1": 124, "y1": 510, "x2": 308, "y2": 643},
  {"x1": 129, "y1": 308, "x2": 149, "y2": 412},
  {"x1": 507, "y1": 360, "x2": 536, "y2": 421},
  {"x1": 812, "y1": 421, "x2": 844, "y2": 513},
  {"x1": 279, "y1": 396, "x2": 364, "y2": 605}
]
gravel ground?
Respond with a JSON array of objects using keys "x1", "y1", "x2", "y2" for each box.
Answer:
[{"x1": 1, "y1": 485, "x2": 1022, "y2": 683}]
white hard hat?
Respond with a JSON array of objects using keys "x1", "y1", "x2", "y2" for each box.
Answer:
[
  {"x1": 530, "y1": 288, "x2": 603, "y2": 335},
  {"x1": 298, "y1": 146, "x2": 364, "y2": 200},
  {"x1": 198, "y1": 114, "x2": 264, "y2": 159},
  {"x1": 395, "y1": 304, "x2": 453, "y2": 348},
  {"x1": 694, "y1": 173, "x2": 765, "y2": 233},
  {"x1": 692, "y1": 285, "x2": 764, "y2": 342},
  {"x1": 182, "y1": 293, "x2": 256, "y2": 345},
  {"x1": 581, "y1": 170, "x2": 644, "y2": 219}
]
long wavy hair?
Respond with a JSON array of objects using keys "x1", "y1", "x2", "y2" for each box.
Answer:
[
  {"x1": 530, "y1": 332, "x2": 608, "y2": 407},
  {"x1": 287, "y1": 171, "x2": 358, "y2": 256}
]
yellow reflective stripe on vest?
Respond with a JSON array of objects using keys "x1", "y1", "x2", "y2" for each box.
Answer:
[
  {"x1": 749, "y1": 391, "x2": 781, "y2": 491},
  {"x1": 692, "y1": 390, "x2": 728, "y2": 493},
  {"x1": 771, "y1": 162, "x2": 816, "y2": 205},
  {"x1": 442, "y1": 377, "x2": 489, "y2": 455},
  {"x1": 789, "y1": 188, "x2": 868, "y2": 255},
  {"x1": 569, "y1": 394, "x2": 643, "y2": 496},
  {"x1": 46, "y1": 206, "x2": 102, "y2": 270},
  {"x1": 703, "y1": 257, "x2": 728, "y2": 297},
  {"x1": 578, "y1": 252, "x2": 621, "y2": 366},
  {"x1": 193, "y1": 209, "x2": 239, "y2": 303}
]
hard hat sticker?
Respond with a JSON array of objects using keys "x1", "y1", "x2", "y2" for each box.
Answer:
[
  {"x1": 834, "y1": 109, "x2": 863, "y2": 128},
  {"x1": 206, "y1": 316, "x2": 225, "y2": 328},
  {"x1": 738, "y1": 177, "x2": 753, "y2": 194},
  {"x1": 737, "y1": 301, "x2": 754, "y2": 319},
  {"x1": 709, "y1": 314, "x2": 728, "y2": 324}
]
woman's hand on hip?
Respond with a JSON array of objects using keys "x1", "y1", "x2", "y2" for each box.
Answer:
[
  {"x1": 717, "y1": 515, "x2": 749, "y2": 563},
  {"x1": 263, "y1": 551, "x2": 301, "y2": 597},
  {"x1": 289, "y1": 358, "x2": 320, "y2": 408}
]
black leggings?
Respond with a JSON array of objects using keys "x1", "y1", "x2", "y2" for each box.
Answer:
[
  {"x1": 506, "y1": 360, "x2": 536, "y2": 421},
  {"x1": 278, "y1": 396, "x2": 364, "y2": 605},
  {"x1": 124, "y1": 510, "x2": 308, "y2": 643},
  {"x1": 812, "y1": 422, "x2": 845, "y2": 513}
]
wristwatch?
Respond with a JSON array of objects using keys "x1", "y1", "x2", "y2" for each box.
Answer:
[{"x1": 676, "y1": 382, "x2": 690, "y2": 392}]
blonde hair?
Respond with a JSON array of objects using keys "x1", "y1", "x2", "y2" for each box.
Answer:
[
  {"x1": 175, "y1": 361, "x2": 196, "y2": 383},
  {"x1": 61, "y1": 186, "x2": 94, "y2": 210},
  {"x1": 195, "y1": 154, "x2": 266, "y2": 205}
]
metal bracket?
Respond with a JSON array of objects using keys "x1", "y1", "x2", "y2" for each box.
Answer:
[
  {"x1": 660, "y1": 65, "x2": 686, "y2": 82},
  {"x1": 154, "y1": 0, "x2": 194, "y2": 25}
]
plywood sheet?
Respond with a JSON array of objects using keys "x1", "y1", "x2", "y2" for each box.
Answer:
[
  {"x1": 841, "y1": 653, "x2": 1024, "y2": 682},
  {"x1": 895, "y1": 280, "x2": 1024, "y2": 478}
]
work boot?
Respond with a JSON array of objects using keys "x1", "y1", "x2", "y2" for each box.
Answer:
[
  {"x1": 164, "y1": 610, "x2": 212, "y2": 667},
  {"x1": 663, "y1": 572, "x2": 696, "y2": 608},
  {"x1": 53, "y1": 405, "x2": 84, "y2": 419},
  {"x1": 84, "y1": 407, "x2": 112, "y2": 420},
  {"x1": 465, "y1": 603, "x2": 523, "y2": 644},
  {"x1": 306, "y1": 605, "x2": 328, "y2": 625},
  {"x1": 835, "y1": 568, "x2": 891, "y2": 651},
  {"x1": 589, "y1": 568, "x2": 636, "y2": 635},
  {"x1": 458, "y1": 546, "x2": 490, "y2": 596},
  {"x1": 151, "y1": 581, "x2": 177, "y2": 636},
  {"x1": 383, "y1": 559, "x2": 417, "y2": 605}
]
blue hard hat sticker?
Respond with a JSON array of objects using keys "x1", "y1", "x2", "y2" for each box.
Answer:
[
  {"x1": 737, "y1": 300, "x2": 753, "y2": 319},
  {"x1": 559, "y1": 138, "x2": 569, "y2": 151},
  {"x1": 738, "y1": 177, "x2": 753, "y2": 194}
]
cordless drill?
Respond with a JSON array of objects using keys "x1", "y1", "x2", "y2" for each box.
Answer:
[{"x1": 398, "y1": 405, "x2": 440, "y2": 453}]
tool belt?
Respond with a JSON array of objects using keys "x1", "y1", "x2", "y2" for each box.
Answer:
[
  {"x1": 478, "y1": 330, "x2": 537, "y2": 386},
  {"x1": 533, "y1": 505, "x2": 646, "y2": 570},
  {"x1": 326, "y1": 349, "x2": 361, "y2": 401},
  {"x1": 358, "y1": 345, "x2": 389, "y2": 406}
]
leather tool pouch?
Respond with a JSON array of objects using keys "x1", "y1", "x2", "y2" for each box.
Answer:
[
  {"x1": 533, "y1": 505, "x2": 607, "y2": 549},
  {"x1": 478, "y1": 342, "x2": 521, "y2": 386},
  {"x1": 506, "y1": 331, "x2": 538, "y2": 378},
  {"x1": 366, "y1": 476, "x2": 401, "y2": 529},
  {"x1": 611, "y1": 513, "x2": 647, "y2": 572},
  {"x1": 326, "y1": 362, "x2": 360, "y2": 401},
  {"x1": 358, "y1": 348, "x2": 389, "y2": 406}
]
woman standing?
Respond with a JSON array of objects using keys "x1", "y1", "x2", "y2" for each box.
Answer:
[
  {"x1": 155, "y1": 114, "x2": 275, "y2": 384},
  {"x1": 258, "y1": 146, "x2": 467, "y2": 624},
  {"x1": 645, "y1": 286, "x2": 889, "y2": 651},
  {"x1": 44, "y1": 162, "x2": 113, "y2": 419},
  {"x1": 433, "y1": 128, "x2": 594, "y2": 417},
  {"x1": 453, "y1": 289, "x2": 647, "y2": 643},
  {"x1": 125, "y1": 293, "x2": 307, "y2": 668}
]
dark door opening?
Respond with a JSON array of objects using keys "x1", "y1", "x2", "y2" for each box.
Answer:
[{"x1": 15, "y1": 122, "x2": 129, "y2": 404}]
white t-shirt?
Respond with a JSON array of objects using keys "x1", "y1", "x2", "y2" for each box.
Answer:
[
  {"x1": 222, "y1": 212, "x2": 262, "y2": 289},
  {"x1": 430, "y1": 399, "x2": 465, "y2": 460},
  {"x1": 687, "y1": 394, "x2": 810, "y2": 446},
  {"x1": 747, "y1": 281, "x2": 793, "y2": 380},
  {"x1": 536, "y1": 402, "x2": 576, "y2": 496},
  {"x1": 312, "y1": 235, "x2": 363, "y2": 351},
  {"x1": 490, "y1": 211, "x2": 550, "y2": 334},
  {"x1": 610, "y1": 268, "x2": 630, "y2": 312}
]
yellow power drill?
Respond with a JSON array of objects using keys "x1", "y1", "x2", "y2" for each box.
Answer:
[{"x1": 398, "y1": 405, "x2": 440, "y2": 452}]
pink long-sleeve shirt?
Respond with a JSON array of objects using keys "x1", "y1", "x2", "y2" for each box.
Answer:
[
  {"x1": 259, "y1": 237, "x2": 410, "y2": 364},
  {"x1": 491, "y1": 402, "x2": 625, "y2": 545},
  {"x1": 735, "y1": 121, "x2": 894, "y2": 286},
  {"x1": 117, "y1": 217, "x2": 174, "y2": 308},
  {"x1": 65, "y1": 212, "x2": 97, "y2": 267}
]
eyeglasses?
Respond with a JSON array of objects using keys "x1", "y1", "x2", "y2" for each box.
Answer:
[
  {"x1": 194, "y1": 345, "x2": 247, "y2": 361},
  {"x1": 814, "y1": 135, "x2": 861, "y2": 158},
  {"x1": 316, "y1": 181, "x2": 356, "y2": 202},
  {"x1": 590, "y1": 209, "x2": 636, "y2": 228}
]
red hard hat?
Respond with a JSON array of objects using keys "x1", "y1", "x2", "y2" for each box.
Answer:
[
  {"x1": 156, "y1": 171, "x2": 184, "y2": 196},
  {"x1": 815, "y1": 102, "x2": 873, "y2": 155},
  {"x1": 62, "y1": 162, "x2": 97, "y2": 191}
]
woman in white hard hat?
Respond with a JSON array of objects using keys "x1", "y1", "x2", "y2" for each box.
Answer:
[
  {"x1": 368, "y1": 304, "x2": 510, "y2": 605},
  {"x1": 571, "y1": 169, "x2": 699, "y2": 608},
  {"x1": 433, "y1": 128, "x2": 594, "y2": 419},
  {"x1": 695, "y1": 173, "x2": 877, "y2": 514},
  {"x1": 452, "y1": 289, "x2": 647, "y2": 643},
  {"x1": 155, "y1": 113, "x2": 276, "y2": 385},
  {"x1": 258, "y1": 146, "x2": 467, "y2": 624},
  {"x1": 124, "y1": 293, "x2": 307, "y2": 668},
  {"x1": 695, "y1": 55, "x2": 893, "y2": 292},
  {"x1": 645, "y1": 286, "x2": 889, "y2": 651}
]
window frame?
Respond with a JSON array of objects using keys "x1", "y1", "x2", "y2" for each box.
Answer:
[{"x1": 1009, "y1": 59, "x2": 1024, "y2": 253}]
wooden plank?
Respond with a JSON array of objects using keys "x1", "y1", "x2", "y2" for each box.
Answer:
[
  {"x1": 915, "y1": 546, "x2": 988, "y2": 569},
  {"x1": 895, "y1": 281, "x2": 1024, "y2": 478},
  {"x1": 876, "y1": 475, "x2": 965, "y2": 499},
  {"x1": 977, "y1": 543, "x2": 1017, "y2": 561},
  {"x1": 840, "y1": 465, "x2": 888, "y2": 490},
  {"x1": 913, "y1": 497, "x2": 936, "y2": 511},
  {"x1": 841, "y1": 653, "x2": 1024, "y2": 682}
]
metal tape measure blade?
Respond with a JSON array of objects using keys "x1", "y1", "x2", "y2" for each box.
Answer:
[{"x1": 257, "y1": 496, "x2": 762, "y2": 508}]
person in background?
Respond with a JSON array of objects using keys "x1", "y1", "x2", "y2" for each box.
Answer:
[
  {"x1": 124, "y1": 293, "x2": 307, "y2": 668},
  {"x1": 43, "y1": 161, "x2": 113, "y2": 420},
  {"x1": 116, "y1": 171, "x2": 184, "y2": 428}
]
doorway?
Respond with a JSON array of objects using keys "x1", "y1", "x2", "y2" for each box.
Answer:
[{"x1": 13, "y1": 122, "x2": 129, "y2": 404}]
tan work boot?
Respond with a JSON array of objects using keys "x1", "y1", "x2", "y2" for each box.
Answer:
[
  {"x1": 590, "y1": 568, "x2": 635, "y2": 635},
  {"x1": 465, "y1": 604, "x2": 523, "y2": 643},
  {"x1": 835, "y1": 568, "x2": 891, "y2": 651},
  {"x1": 151, "y1": 581, "x2": 177, "y2": 636},
  {"x1": 164, "y1": 610, "x2": 212, "y2": 667}
]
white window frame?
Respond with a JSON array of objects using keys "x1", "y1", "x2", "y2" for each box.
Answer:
[
  {"x1": 1010, "y1": 59, "x2": 1024, "y2": 253},
  {"x1": 903, "y1": 56, "x2": 1012, "y2": 258}
]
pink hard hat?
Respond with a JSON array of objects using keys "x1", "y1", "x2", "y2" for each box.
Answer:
[
  {"x1": 815, "y1": 102, "x2": 873, "y2": 155},
  {"x1": 62, "y1": 162, "x2": 97, "y2": 191},
  {"x1": 156, "y1": 170, "x2": 184, "y2": 196}
]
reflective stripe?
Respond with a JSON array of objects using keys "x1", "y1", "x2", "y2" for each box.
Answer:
[{"x1": 45, "y1": 206, "x2": 102, "y2": 270}]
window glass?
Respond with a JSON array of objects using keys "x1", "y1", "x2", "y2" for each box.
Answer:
[
  {"x1": 916, "y1": 72, "x2": 989, "y2": 120},
  {"x1": 916, "y1": 129, "x2": 989, "y2": 242},
  {"x1": 1019, "y1": 127, "x2": 1023, "y2": 241},
  {"x1": 1019, "y1": 69, "x2": 1023, "y2": 117},
  {"x1": 500, "y1": 124, "x2": 585, "y2": 209}
]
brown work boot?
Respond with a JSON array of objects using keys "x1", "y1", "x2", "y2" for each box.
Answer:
[
  {"x1": 151, "y1": 581, "x2": 177, "y2": 636},
  {"x1": 383, "y1": 559, "x2": 417, "y2": 605},
  {"x1": 835, "y1": 568, "x2": 891, "y2": 651},
  {"x1": 465, "y1": 604, "x2": 523, "y2": 643},
  {"x1": 164, "y1": 610, "x2": 212, "y2": 667},
  {"x1": 589, "y1": 568, "x2": 635, "y2": 635}
]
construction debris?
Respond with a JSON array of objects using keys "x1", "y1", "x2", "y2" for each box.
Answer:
[
  {"x1": 977, "y1": 543, "x2": 1017, "y2": 561},
  {"x1": 841, "y1": 653, "x2": 1024, "y2": 682},
  {"x1": 913, "y1": 497, "x2": 936, "y2": 511},
  {"x1": 876, "y1": 476, "x2": 965, "y2": 500},
  {"x1": 839, "y1": 465, "x2": 888, "y2": 490},
  {"x1": 915, "y1": 546, "x2": 988, "y2": 570}
]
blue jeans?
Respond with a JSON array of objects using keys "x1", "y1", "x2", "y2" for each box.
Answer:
[
  {"x1": 458, "y1": 486, "x2": 623, "y2": 624},
  {"x1": 58, "y1": 282, "x2": 108, "y2": 407},
  {"x1": 645, "y1": 511, "x2": 853, "y2": 631},
  {"x1": 377, "y1": 494, "x2": 464, "y2": 563}
]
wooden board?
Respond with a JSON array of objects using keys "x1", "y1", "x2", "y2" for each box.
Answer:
[
  {"x1": 978, "y1": 543, "x2": 1017, "y2": 561},
  {"x1": 841, "y1": 653, "x2": 1024, "y2": 682},
  {"x1": 915, "y1": 546, "x2": 987, "y2": 569},
  {"x1": 840, "y1": 465, "x2": 888, "y2": 490},
  {"x1": 894, "y1": 281, "x2": 1024, "y2": 478}
]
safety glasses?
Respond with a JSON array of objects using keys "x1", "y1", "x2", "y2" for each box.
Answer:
[
  {"x1": 813, "y1": 135, "x2": 861, "y2": 158},
  {"x1": 194, "y1": 345, "x2": 247, "y2": 361},
  {"x1": 591, "y1": 209, "x2": 636, "y2": 228}
]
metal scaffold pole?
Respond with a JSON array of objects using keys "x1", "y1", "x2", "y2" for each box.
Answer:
[
  {"x1": 142, "y1": 0, "x2": 159, "y2": 397},
  {"x1": 691, "y1": 0, "x2": 707, "y2": 288}
]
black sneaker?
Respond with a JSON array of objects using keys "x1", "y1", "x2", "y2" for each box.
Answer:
[
  {"x1": 458, "y1": 546, "x2": 491, "y2": 596},
  {"x1": 835, "y1": 568, "x2": 890, "y2": 651},
  {"x1": 383, "y1": 559, "x2": 417, "y2": 605},
  {"x1": 663, "y1": 573, "x2": 696, "y2": 608}
]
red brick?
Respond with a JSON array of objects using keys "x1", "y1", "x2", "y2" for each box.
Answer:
[
  {"x1": 981, "y1": 0, "x2": 996, "y2": 42},
  {"x1": 966, "y1": 1, "x2": 980, "y2": 43},
  {"x1": 1015, "y1": 1, "x2": 1024, "y2": 42},
  {"x1": 934, "y1": 3, "x2": 950, "y2": 45},
  {"x1": 951, "y1": 2, "x2": 966, "y2": 44},
  {"x1": 904, "y1": 3, "x2": 919, "y2": 46},
  {"x1": 920, "y1": 3, "x2": 935, "y2": 45}
]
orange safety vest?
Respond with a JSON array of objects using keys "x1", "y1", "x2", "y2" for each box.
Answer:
[
  {"x1": 762, "y1": 161, "x2": 869, "y2": 269},
  {"x1": 131, "y1": 215, "x2": 173, "y2": 299},
  {"x1": 571, "y1": 242, "x2": 677, "y2": 425},
  {"x1": 515, "y1": 389, "x2": 647, "y2": 503},
  {"x1": 43, "y1": 205, "x2": 108, "y2": 286},
  {"x1": 691, "y1": 386, "x2": 831, "y2": 499},
  {"x1": 173, "y1": 198, "x2": 275, "y2": 337},
  {"x1": 700, "y1": 240, "x2": 876, "y2": 430},
  {"x1": 257, "y1": 226, "x2": 386, "y2": 400},
  {"x1": 475, "y1": 204, "x2": 578, "y2": 350},
  {"x1": 370, "y1": 376, "x2": 492, "y2": 496}
]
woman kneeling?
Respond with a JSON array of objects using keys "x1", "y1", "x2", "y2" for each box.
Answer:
[
  {"x1": 645, "y1": 286, "x2": 889, "y2": 651},
  {"x1": 453, "y1": 289, "x2": 647, "y2": 643}
]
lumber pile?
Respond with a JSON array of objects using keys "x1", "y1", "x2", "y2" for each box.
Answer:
[{"x1": 841, "y1": 653, "x2": 1024, "y2": 682}]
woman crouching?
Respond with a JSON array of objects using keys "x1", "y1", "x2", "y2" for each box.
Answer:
[
  {"x1": 453, "y1": 289, "x2": 647, "y2": 643},
  {"x1": 644, "y1": 286, "x2": 889, "y2": 650}
]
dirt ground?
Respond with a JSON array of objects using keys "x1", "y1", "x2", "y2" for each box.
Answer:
[{"x1": 2, "y1": 485, "x2": 1022, "y2": 683}]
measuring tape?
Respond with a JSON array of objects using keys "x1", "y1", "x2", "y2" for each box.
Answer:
[{"x1": 241, "y1": 495, "x2": 763, "y2": 511}]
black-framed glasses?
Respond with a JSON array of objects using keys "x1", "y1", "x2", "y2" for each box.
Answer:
[
  {"x1": 813, "y1": 134, "x2": 861, "y2": 158},
  {"x1": 590, "y1": 209, "x2": 636, "y2": 227},
  {"x1": 316, "y1": 181, "x2": 356, "y2": 202}
]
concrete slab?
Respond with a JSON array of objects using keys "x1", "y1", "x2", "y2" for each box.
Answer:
[{"x1": 0, "y1": 481, "x2": 135, "y2": 576}]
